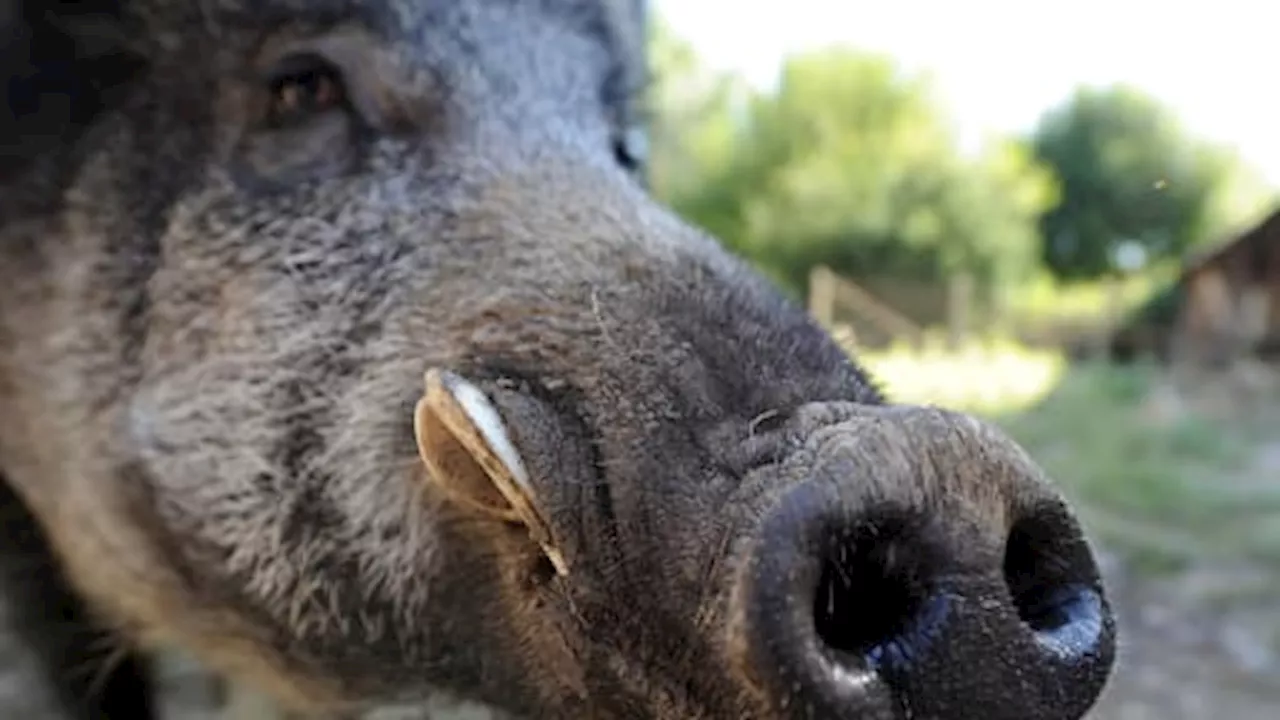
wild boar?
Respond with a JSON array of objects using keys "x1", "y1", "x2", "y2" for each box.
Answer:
[{"x1": 0, "y1": 0, "x2": 1117, "y2": 718}]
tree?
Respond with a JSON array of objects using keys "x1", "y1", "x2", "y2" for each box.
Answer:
[
  {"x1": 1030, "y1": 84, "x2": 1272, "y2": 279},
  {"x1": 1198, "y1": 145, "x2": 1278, "y2": 246},
  {"x1": 650, "y1": 40, "x2": 1056, "y2": 298},
  {"x1": 645, "y1": 18, "x2": 752, "y2": 251}
]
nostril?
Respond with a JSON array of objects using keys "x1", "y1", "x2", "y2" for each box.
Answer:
[
  {"x1": 737, "y1": 486, "x2": 946, "y2": 717},
  {"x1": 1003, "y1": 507, "x2": 1106, "y2": 661},
  {"x1": 812, "y1": 510, "x2": 951, "y2": 672},
  {"x1": 742, "y1": 481, "x2": 1116, "y2": 720}
]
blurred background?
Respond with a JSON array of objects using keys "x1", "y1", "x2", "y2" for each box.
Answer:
[{"x1": 648, "y1": 1, "x2": 1280, "y2": 717}]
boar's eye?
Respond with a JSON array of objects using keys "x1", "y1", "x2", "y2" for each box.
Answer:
[{"x1": 265, "y1": 53, "x2": 348, "y2": 128}]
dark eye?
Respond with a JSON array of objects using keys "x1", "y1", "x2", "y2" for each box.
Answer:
[
  {"x1": 613, "y1": 125, "x2": 648, "y2": 173},
  {"x1": 265, "y1": 54, "x2": 347, "y2": 128}
]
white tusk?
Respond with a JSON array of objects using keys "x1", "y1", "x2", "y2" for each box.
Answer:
[
  {"x1": 425, "y1": 369, "x2": 569, "y2": 577},
  {"x1": 441, "y1": 372, "x2": 532, "y2": 493}
]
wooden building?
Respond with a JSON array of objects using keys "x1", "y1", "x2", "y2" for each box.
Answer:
[
  {"x1": 1111, "y1": 207, "x2": 1280, "y2": 365},
  {"x1": 1173, "y1": 208, "x2": 1280, "y2": 365}
]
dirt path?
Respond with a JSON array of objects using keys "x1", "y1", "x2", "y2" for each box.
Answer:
[
  {"x1": 1087, "y1": 554, "x2": 1280, "y2": 719},
  {"x1": 1087, "y1": 436, "x2": 1280, "y2": 718}
]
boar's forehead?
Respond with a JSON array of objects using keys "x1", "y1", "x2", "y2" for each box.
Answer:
[
  {"x1": 129, "y1": 0, "x2": 647, "y2": 124},
  {"x1": 135, "y1": 0, "x2": 643, "y2": 55}
]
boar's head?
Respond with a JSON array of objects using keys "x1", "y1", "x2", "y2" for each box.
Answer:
[{"x1": 0, "y1": 0, "x2": 1116, "y2": 718}]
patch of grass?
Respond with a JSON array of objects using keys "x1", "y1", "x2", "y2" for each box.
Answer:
[
  {"x1": 991, "y1": 362, "x2": 1280, "y2": 574},
  {"x1": 859, "y1": 334, "x2": 1067, "y2": 415}
]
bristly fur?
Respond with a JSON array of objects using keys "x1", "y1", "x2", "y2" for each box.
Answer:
[{"x1": 0, "y1": 1, "x2": 1113, "y2": 718}]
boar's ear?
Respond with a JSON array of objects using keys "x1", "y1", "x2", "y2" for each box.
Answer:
[
  {"x1": 414, "y1": 369, "x2": 569, "y2": 577},
  {"x1": 0, "y1": 0, "x2": 148, "y2": 181}
]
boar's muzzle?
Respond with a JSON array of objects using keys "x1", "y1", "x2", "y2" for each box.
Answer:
[{"x1": 731, "y1": 405, "x2": 1115, "y2": 720}]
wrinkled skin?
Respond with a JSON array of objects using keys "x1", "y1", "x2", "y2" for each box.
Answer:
[{"x1": 0, "y1": 1, "x2": 1117, "y2": 718}]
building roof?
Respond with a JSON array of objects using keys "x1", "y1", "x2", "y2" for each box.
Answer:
[
  {"x1": 1104, "y1": 204, "x2": 1280, "y2": 354},
  {"x1": 1181, "y1": 206, "x2": 1280, "y2": 278}
]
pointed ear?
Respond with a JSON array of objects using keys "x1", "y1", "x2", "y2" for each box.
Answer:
[{"x1": 414, "y1": 369, "x2": 568, "y2": 577}]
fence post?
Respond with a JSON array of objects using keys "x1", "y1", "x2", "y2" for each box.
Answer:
[
  {"x1": 947, "y1": 272, "x2": 973, "y2": 350},
  {"x1": 808, "y1": 265, "x2": 836, "y2": 327},
  {"x1": 1090, "y1": 274, "x2": 1123, "y2": 361}
]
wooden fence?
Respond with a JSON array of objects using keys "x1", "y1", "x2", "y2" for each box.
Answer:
[{"x1": 806, "y1": 265, "x2": 1140, "y2": 358}]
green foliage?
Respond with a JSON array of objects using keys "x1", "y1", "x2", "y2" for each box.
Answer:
[
  {"x1": 646, "y1": 17, "x2": 750, "y2": 242},
  {"x1": 647, "y1": 33, "x2": 1057, "y2": 299},
  {"x1": 646, "y1": 20, "x2": 1276, "y2": 308},
  {"x1": 1031, "y1": 84, "x2": 1275, "y2": 280},
  {"x1": 998, "y1": 266, "x2": 1178, "y2": 341},
  {"x1": 1122, "y1": 276, "x2": 1186, "y2": 330}
]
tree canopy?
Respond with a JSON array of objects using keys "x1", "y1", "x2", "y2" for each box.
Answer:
[
  {"x1": 647, "y1": 21, "x2": 1277, "y2": 297},
  {"x1": 1031, "y1": 85, "x2": 1274, "y2": 279}
]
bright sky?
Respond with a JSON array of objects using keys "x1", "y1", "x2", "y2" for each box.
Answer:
[{"x1": 656, "y1": 0, "x2": 1280, "y2": 187}]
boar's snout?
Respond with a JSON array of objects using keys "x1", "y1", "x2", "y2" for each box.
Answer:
[{"x1": 731, "y1": 405, "x2": 1115, "y2": 720}]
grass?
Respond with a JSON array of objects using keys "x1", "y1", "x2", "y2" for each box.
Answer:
[
  {"x1": 996, "y1": 363, "x2": 1280, "y2": 574},
  {"x1": 860, "y1": 332, "x2": 1068, "y2": 415},
  {"x1": 855, "y1": 338, "x2": 1280, "y2": 577}
]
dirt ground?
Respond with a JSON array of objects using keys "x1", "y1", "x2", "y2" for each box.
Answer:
[
  {"x1": 1084, "y1": 370, "x2": 1280, "y2": 719},
  {"x1": 1086, "y1": 551, "x2": 1280, "y2": 719}
]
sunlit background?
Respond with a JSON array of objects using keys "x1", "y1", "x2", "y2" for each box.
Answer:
[
  {"x1": 645, "y1": 3, "x2": 1280, "y2": 717},
  {"x1": 659, "y1": 0, "x2": 1280, "y2": 184}
]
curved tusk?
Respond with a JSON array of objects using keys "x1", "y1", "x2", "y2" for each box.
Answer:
[{"x1": 418, "y1": 369, "x2": 569, "y2": 577}]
